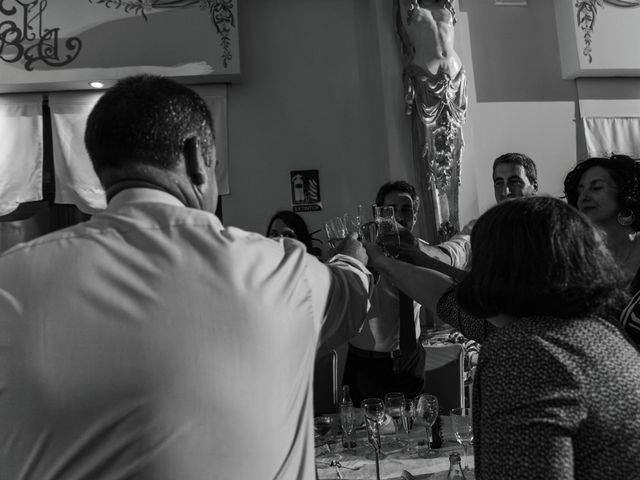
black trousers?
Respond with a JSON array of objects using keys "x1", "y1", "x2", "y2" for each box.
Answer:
[{"x1": 342, "y1": 344, "x2": 425, "y2": 407}]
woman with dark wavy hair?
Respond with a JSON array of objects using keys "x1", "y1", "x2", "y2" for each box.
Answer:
[
  {"x1": 266, "y1": 210, "x2": 321, "y2": 258},
  {"x1": 365, "y1": 196, "x2": 640, "y2": 480},
  {"x1": 563, "y1": 154, "x2": 640, "y2": 282}
]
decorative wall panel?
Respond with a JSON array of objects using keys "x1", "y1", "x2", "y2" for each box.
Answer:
[
  {"x1": 0, "y1": 1, "x2": 240, "y2": 93},
  {"x1": 554, "y1": 0, "x2": 640, "y2": 78}
]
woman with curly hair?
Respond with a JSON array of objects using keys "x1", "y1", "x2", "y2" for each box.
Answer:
[{"x1": 563, "y1": 154, "x2": 640, "y2": 283}]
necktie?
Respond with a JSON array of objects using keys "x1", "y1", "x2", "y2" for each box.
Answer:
[{"x1": 399, "y1": 290, "x2": 417, "y2": 355}]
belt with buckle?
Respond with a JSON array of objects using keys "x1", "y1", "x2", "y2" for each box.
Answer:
[{"x1": 348, "y1": 343, "x2": 402, "y2": 359}]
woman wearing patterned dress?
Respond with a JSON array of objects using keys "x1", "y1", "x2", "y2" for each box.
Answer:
[{"x1": 366, "y1": 196, "x2": 640, "y2": 479}]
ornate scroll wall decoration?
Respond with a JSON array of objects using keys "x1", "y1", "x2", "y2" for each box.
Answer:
[
  {"x1": 0, "y1": 0, "x2": 82, "y2": 70},
  {"x1": 576, "y1": 0, "x2": 640, "y2": 63},
  {"x1": 88, "y1": 0, "x2": 236, "y2": 68}
]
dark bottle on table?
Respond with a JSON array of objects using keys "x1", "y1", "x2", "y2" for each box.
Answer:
[
  {"x1": 430, "y1": 407, "x2": 443, "y2": 448},
  {"x1": 447, "y1": 452, "x2": 467, "y2": 480}
]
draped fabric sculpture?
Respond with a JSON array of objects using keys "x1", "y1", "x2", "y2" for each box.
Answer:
[{"x1": 394, "y1": 0, "x2": 467, "y2": 243}]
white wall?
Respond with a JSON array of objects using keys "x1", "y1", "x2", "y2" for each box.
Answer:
[
  {"x1": 221, "y1": 0, "x2": 639, "y2": 242},
  {"x1": 223, "y1": 0, "x2": 395, "y2": 244}
]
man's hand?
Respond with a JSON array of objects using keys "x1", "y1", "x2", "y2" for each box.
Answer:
[
  {"x1": 396, "y1": 224, "x2": 422, "y2": 262},
  {"x1": 335, "y1": 233, "x2": 368, "y2": 265},
  {"x1": 364, "y1": 241, "x2": 388, "y2": 271}
]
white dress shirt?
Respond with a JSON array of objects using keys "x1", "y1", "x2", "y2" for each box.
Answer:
[{"x1": 0, "y1": 188, "x2": 371, "y2": 480}]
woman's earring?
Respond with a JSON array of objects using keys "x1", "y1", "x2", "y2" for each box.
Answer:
[{"x1": 618, "y1": 209, "x2": 636, "y2": 227}]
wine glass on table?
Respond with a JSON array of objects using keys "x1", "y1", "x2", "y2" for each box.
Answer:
[
  {"x1": 450, "y1": 407, "x2": 473, "y2": 471},
  {"x1": 384, "y1": 392, "x2": 406, "y2": 450},
  {"x1": 402, "y1": 398, "x2": 417, "y2": 454},
  {"x1": 361, "y1": 398, "x2": 386, "y2": 457},
  {"x1": 374, "y1": 205, "x2": 400, "y2": 258},
  {"x1": 314, "y1": 416, "x2": 341, "y2": 462},
  {"x1": 339, "y1": 401, "x2": 356, "y2": 452},
  {"x1": 414, "y1": 394, "x2": 440, "y2": 457},
  {"x1": 361, "y1": 398, "x2": 386, "y2": 480}
]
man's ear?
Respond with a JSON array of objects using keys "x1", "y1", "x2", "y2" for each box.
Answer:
[
  {"x1": 183, "y1": 137, "x2": 207, "y2": 187},
  {"x1": 413, "y1": 196, "x2": 420, "y2": 214},
  {"x1": 533, "y1": 181, "x2": 539, "y2": 192}
]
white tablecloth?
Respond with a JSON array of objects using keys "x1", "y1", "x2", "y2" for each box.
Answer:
[{"x1": 316, "y1": 415, "x2": 475, "y2": 480}]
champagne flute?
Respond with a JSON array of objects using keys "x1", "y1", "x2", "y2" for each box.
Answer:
[
  {"x1": 414, "y1": 394, "x2": 439, "y2": 457},
  {"x1": 402, "y1": 399, "x2": 417, "y2": 454},
  {"x1": 374, "y1": 205, "x2": 400, "y2": 258},
  {"x1": 361, "y1": 398, "x2": 386, "y2": 459},
  {"x1": 450, "y1": 407, "x2": 473, "y2": 471},
  {"x1": 339, "y1": 401, "x2": 356, "y2": 452},
  {"x1": 384, "y1": 392, "x2": 406, "y2": 449}
]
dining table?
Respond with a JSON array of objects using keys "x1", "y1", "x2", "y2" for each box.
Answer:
[{"x1": 315, "y1": 413, "x2": 475, "y2": 480}]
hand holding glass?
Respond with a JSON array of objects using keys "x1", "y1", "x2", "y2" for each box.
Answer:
[{"x1": 374, "y1": 205, "x2": 400, "y2": 258}]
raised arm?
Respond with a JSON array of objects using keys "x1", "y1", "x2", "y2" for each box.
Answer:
[{"x1": 365, "y1": 242, "x2": 455, "y2": 315}]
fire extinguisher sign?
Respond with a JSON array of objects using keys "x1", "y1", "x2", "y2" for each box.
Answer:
[{"x1": 290, "y1": 170, "x2": 322, "y2": 212}]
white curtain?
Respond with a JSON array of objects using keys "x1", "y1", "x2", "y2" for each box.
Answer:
[
  {"x1": 48, "y1": 85, "x2": 229, "y2": 215},
  {"x1": 0, "y1": 95, "x2": 43, "y2": 215},
  {"x1": 583, "y1": 117, "x2": 640, "y2": 158},
  {"x1": 580, "y1": 99, "x2": 640, "y2": 159},
  {"x1": 49, "y1": 92, "x2": 106, "y2": 214}
]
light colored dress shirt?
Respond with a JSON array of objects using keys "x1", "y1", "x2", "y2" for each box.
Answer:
[
  {"x1": 349, "y1": 275, "x2": 421, "y2": 352},
  {"x1": 435, "y1": 220, "x2": 473, "y2": 270},
  {"x1": 0, "y1": 189, "x2": 371, "y2": 480}
]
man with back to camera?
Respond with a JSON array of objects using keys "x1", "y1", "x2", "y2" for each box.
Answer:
[{"x1": 0, "y1": 74, "x2": 373, "y2": 480}]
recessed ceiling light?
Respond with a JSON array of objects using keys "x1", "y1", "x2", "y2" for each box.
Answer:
[{"x1": 89, "y1": 81, "x2": 104, "y2": 89}]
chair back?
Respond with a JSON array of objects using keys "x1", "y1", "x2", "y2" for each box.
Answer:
[
  {"x1": 312, "y1": 343, "x2": 347, "y2": 415},
  {"x1": 422, "y1": 343, "x2": 465, "y2": 414}
]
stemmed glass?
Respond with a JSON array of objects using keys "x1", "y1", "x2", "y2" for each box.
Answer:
[
  {"x1": 362, "y1": 398, "x2": 386, "y2": 480},
  {"x1": 374, "y1": 205, "x2": 400, "y2": 258},
  {"x1": 384, "y1": 392, "x2": 406, "y2": 449},
  {"x1": 450, "y1": 407, "x2": 473, "y2": 471},
  {"x1": 314, "y1": 416, "x2": 341, "y2": 462},
  {"x1": 414, "y1": 394, "x2": 440, "y2": 457},
  {"x1": 361, "y1": 398, "x2": 386, "y2": 459},
  {"x1": 402, "y1": 399, "x2": 417, "y2": 454},
  {"x1": 339, "y1": 401, "x2": 356, "y2": 452}
]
